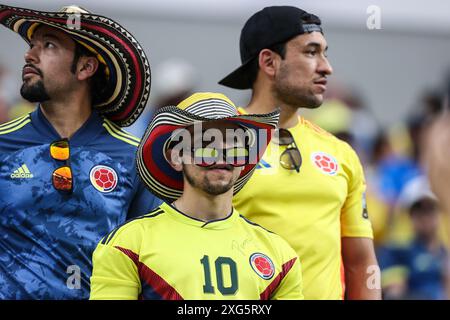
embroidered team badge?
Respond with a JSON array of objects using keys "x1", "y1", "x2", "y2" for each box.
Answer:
[
  {"x1": 311, "y1": 152, "x2": 339, "y2": 175},
  {"x1": 249, "y1": 253, "x2": 275, "y2": 280},
  {"x1": 90, "y1": 165, "x2": 118, "y2": 193}
]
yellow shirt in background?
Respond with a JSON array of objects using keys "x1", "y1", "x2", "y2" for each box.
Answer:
[{"x1": 233, "y1": 109, "x2": 374, "y2": 300}]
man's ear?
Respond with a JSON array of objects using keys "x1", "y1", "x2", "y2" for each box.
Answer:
[
  {"x1": 165, "y1": 149, "x2": 183, "y2": 172},
  {"x1": 258, "y1": 49, "x2": 280, "y2": 79},
  {"x1": 76, "y1": 56, "x2": 99, "y2": 81}
]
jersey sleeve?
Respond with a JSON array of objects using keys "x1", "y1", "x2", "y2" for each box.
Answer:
[
  {"x1": 90, "y1": 222, "x2": 143, "y2": 300},
  {"x1": 127, "y1": 178, "x2": 163, "y2": 219},
  {"x1": 270, "y1": 238, "x2": 304, "y2": 300},
  {"x1": 340, "y1": 144, "x2": 374, "y2": 238}
]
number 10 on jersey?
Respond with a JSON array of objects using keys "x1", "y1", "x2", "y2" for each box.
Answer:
[{"x1": 200, "y1": 255, "x2": 238, "y2": 295}]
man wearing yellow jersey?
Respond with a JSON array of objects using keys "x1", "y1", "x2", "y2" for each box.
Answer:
[
  {"x1": 219, "y1": 6, "x2": 381, "y2": 299},
  {"x1": 90, "y1": 92, "x2": 304, "y2": 300}
]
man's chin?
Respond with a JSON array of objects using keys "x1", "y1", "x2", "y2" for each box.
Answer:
[
  {"x1": 202, "y1": 180, "x2": 234, "y2": 196},
  {"x1": 21, "y1": 96, "x2": 50, "y2": 104},
  {"x1": 20, "y1": 83, "x2": 50, "y2": 103},
  {"x1": 301, "y1": 93, "x2": 324, "y2": 109}
]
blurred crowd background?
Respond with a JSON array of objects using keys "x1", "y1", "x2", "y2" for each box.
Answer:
[{"x1": 1, "y1": 0, "x2": 449, "y2": 299}]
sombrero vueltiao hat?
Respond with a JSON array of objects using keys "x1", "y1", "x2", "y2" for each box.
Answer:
[
  {"x1": 0, "y1": 4, "x2": 151, "y2": 127},
  {"x1": 136, "y1": 92, "x2": 279, "y2": 202}
]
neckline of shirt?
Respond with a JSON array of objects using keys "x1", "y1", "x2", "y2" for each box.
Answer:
[
  {"x1": 30, "y1": 105, "x2": 104, "y2": 146},
  {"x1": 161, "y1": 202, "x2": 238, "y2": 230},
  {"x1": 237, "y1": 107, "x2": 304, "y2": 131}
]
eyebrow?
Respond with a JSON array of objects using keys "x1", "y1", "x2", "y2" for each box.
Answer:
[
  {"x1": 31, "y1": 33, "x2": 61, "y2": 42},
  {"x1": 305, "y1": 42, "x2": 328, "y2": 51}
]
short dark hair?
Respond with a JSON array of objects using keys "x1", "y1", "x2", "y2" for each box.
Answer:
[
  {"x1": 247, "y1": 41, "x2": 287, "y2": 88},
  {"x1": 71, "y1": 42, "x2": 110, "y2": 106},
  {"x1": 247, "y1": 12, "x2": 322, "y2": 89}
]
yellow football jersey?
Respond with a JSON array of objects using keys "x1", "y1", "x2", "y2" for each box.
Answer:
[
  {"x1": 233, "y1": 109, "x2": 374, "y2": 300},
  {"x1": 90, "y1": 202, "x2": 303, "y2": 300}
]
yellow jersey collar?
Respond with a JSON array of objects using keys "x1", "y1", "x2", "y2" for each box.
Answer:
[
  {"x1": 161, "y1": 202, "x2": 239, "y2": 230},
  {"x1": 237, "y1": 107, "x2": 304, "y2": 128}
]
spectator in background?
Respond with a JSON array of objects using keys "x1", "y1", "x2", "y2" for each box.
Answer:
[
  {"x1": 345, "y1": 89, "x2": 380, "y2": 162},
  {"x1": 425, "y1": 75, "x2": 450, "y2": 246},
  {"x1": 406, "y1": 90, "x2": 443, "y2": 169},
  {"x1": 380, "y1": 176, "x2": 449, "y2": 300},
  {"x1": 371, "y1": 131, "x2": 422, "y2": 206},
  {"x1": 367, "y1": 90, "x2": 443, "y2": 209},
  {"x1": 219, "y1": 6, "x2": 380, "y2": 299},
  {"x1": 381, "y1": 88, "x2": 449, "y2": 247}
]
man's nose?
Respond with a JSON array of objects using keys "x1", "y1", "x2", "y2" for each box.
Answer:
[
  {"x1": 318, "y1": 56, "x2": 333, "y2": 76},
  {"x1": 24, "y1": 45, "x2": 39, "y2": 64}
]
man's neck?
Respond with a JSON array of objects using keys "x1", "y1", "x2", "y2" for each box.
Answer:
[
  {"x1": 173, "y1": 186, "x2": 233, "y2": 222},
  {"x1": 40, "y1": 96, "x2": 92, "y2": 139},
  {"x1": 246, "y1": 88, "x2": 299, "y2": 129}
]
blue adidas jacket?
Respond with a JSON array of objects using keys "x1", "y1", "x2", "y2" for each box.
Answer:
[{"x1": 0, "y1": 107, "x2": 161, "y2": 299}]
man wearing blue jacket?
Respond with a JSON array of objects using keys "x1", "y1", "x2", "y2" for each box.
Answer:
[{"x1": 0, "y1": 4, "x2": 160, "y2": 299}]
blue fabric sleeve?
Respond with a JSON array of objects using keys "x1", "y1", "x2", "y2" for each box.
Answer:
[{"x1": 126, "y1": 180, "x2": 163, "y2": 219}]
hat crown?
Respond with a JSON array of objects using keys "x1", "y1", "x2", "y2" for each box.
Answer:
[
  {"x1": 60, "y1": 5, "x2": 90, "y2": 14},
  {"x1": 177, "y1": 92, "x2": 238, "y2": 120},
  {"x1": 239, "y1": 6, "x2": 321, "y2": 63}
]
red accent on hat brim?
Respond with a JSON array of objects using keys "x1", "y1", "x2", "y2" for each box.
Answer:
[{"x1": 142, "y1": 124, "x2": 184, "y2": 190}]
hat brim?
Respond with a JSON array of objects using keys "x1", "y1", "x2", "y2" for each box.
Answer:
[
  {"x1": 136, "y1": 106, "x2": 279, "y2": 202},
  {"x1": 0, "y1": 4, "x2": 151, "y2": 127},
  {"x1": 218, "y1": 58, "x2": 254, "y2": 90}
]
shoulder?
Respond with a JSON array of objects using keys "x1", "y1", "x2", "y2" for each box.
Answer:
[
  {"x1": 0, "y1": 114, "x2": 32, "y2": 137},
  {"x1": 0, "y1": 114, "x2": 34, "y2": 152},
  {"x1": 100, "y1": 206, "x2": 165, "y2": 247},
  {"x1": 301, "y1": 118, "x2": 361, "y2": 164},
  {"x1": 238, "y1": 213, "x2": 274, "y2": 234},
  {"x1": 101, "y1": 118, "x2": 141, "y2": 148},
  {"x1": 237, "y1": 213, "x2": 293, "y2": 252},
  {"x1": 301, "y1": 117, "x2": 348, "y2": 148}
]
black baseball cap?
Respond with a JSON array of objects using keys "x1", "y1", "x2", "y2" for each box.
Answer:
[{"x1": 219, "y1": 6, "x2": 322, "y2": 90}]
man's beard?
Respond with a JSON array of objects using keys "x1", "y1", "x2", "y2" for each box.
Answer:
[
  {"x1": 20, "y1": 79, "x2": 50, "y2": 103},
  {"x1": 183, "y1": 164, "x2": 235, "y2": 196},
  {"x1": 273, "y1": 63, "x2": 323, "y2": 109}
]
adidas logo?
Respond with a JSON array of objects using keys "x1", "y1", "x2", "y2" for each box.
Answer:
[{"x1": 10, "y1": 164, "x2": 34, "y2": 179}]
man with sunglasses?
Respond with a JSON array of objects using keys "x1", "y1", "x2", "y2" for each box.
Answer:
[
  {"x1": 90, "y1": 92, "x2": 304, "y2": 300},
  {"x1": 219, "y1": 6, "x2": 380, "y2": 299},
  {"x1": 0, "y1": 5, "x2": 160, "y2": 299}
]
